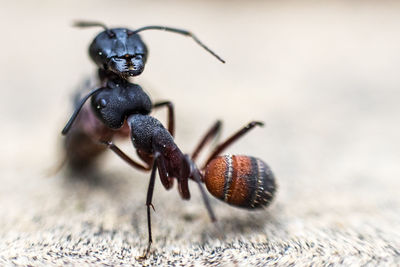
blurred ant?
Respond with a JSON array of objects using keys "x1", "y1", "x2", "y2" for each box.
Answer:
[
  {"x1": 73, "y1": 21, "x2": 224, "y2": 82},
  {"x1": 61, "y1": 21, "x2": 276, "y2": 258}
]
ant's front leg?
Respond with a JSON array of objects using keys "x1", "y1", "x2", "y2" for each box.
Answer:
[
  {"x1": 153, "y1": 101, "x2": 175, "y2": 137},
  {"x1": 156, "y1": 155, "x2": 174, "y2": 190},
  {"x1": 99, "y1": 140, "x2": 151, "y2": 171},
  {"x1": 139, "y1": 153, "x2": 160, "y2": 260}
]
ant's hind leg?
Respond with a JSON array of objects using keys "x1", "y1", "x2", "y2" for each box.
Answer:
[
  {"x1": 202, "y1": 121, "x2": 264, "y2": 169},
  {"x1": 191, "y1": 120, "x2": 222, "y2": 162},
  {"x1": 194, "y1": 170, "x2": 217, "y2": 222},
  {"x1": 185, "y1": 156, "x2": 216, "y2": 222}
]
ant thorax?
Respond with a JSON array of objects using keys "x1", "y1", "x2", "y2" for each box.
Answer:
[
  {"x1": 91, "y1": 80, "x2": 152, "y2": 129},
  {"x1": 127, "y1": 114, "x2": 174, "y2": 153}
]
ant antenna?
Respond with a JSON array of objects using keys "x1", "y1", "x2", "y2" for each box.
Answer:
[
  {"x1": 73, "y1": 20, "x2": 115, "y2": 37},
  {"x1": 73, "y1": 21, "x2": 109, "y2": 30},
  {"x1": 132, "y1": 26, "x2": 225, "y2": 64},
  {"x1": 61, "y1": 87, "x2": 104, "y2": 135}
]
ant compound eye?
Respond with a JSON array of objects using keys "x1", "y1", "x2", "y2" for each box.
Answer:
[{"x1": 135, "y1": 54, "x2": 143, "y2": 60}]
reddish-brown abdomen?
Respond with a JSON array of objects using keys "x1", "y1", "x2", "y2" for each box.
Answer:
[{"x1": 204, "y1": 155, "x2": 276, "y2": 209}]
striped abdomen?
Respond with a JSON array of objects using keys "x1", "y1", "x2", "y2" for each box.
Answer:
[{"x1": 204, "y1": 155, "x2": 276, "y2": 209}]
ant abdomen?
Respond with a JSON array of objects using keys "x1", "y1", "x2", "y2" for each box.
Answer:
[{"x1": 204, "y1": 155, "x2": 276, "y2": 209}]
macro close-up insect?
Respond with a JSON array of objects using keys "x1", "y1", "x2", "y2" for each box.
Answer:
[
  {"x1": 3, "y1": 2, "x2": 399, "y2": 266},
  {"x1": 59, "y1": 21, "x2": 276, "y2": 258}
]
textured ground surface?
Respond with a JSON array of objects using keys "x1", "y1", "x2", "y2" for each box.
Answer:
[{"x1": 1, "y1": 1, "x2": 400, "y2": 266}]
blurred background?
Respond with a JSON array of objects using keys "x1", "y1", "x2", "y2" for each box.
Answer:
[{"x1": 0, "y1": 0, "x2": 399, "y2": 265}]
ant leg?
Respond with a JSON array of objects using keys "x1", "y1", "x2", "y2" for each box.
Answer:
[
  {"x1": 194, "y1": 170, "x2": 217, "y2": 222},
  {"x1": 156, "y1": 156, "x2": 173, "y2": 190},
  {"x1": 185, "y1": 156, "x2": 216, "y2": 222},
  {"x1": 191, "y1": 120, "x2": 222, "y2": 161},
  {"x1": 153, "y1": 101, "x2": 175, "y2": 137},
  {"x1": 140, "y1": 154, "x2": 159, "y2": 259},
  {"x1": 202, "y1": 121, "x2": 264, "y2": 169},
  {"x1": 99, "y1": 141, "x2": 151, "y2": 171},
  {"x1": 62, "y1": 87, "x2": 104, "y2": 135}
]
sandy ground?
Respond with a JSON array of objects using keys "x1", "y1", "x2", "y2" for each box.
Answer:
[{"x1": 0, "y1": 0, "x2": 399, "y2": 266}]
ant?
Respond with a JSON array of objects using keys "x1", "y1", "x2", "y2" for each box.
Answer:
[{"x1": 60, "y1": 21, "x2": 276, "y2": 258}]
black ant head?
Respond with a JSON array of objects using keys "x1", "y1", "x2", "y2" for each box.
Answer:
[
  {"x1": 88, "y1": 28, "x2": 148, "y2": 78},
  {"x1": 74, "y1": 21, "x2": 225, "y2": 79},
  {"x1": 91, "y1": 80, "x2": 152, "y2": 129}
]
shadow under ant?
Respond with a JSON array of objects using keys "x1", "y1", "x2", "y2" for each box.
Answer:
[
  {"x1": 59, "y1": 159, "x2": 137, "y2": 200},
  {"x1": 232, "y1": 211, "x2": 275, "y2": 233},
  {"x1": 197, "y1": 206, "x2": 280, "y2": 246}
]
